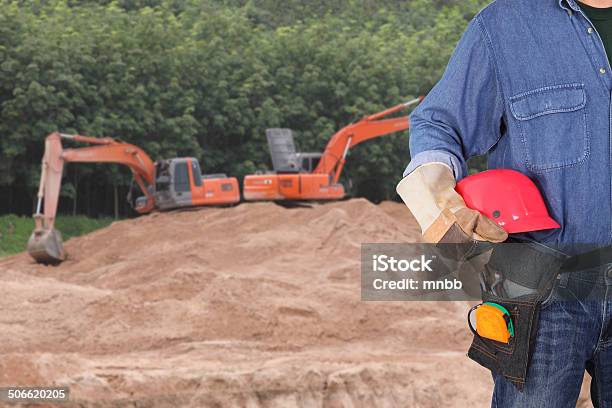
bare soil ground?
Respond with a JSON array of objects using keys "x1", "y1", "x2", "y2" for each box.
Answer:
[{"x1": 0, "y1": 199, "x2": 591, "y2": 407}]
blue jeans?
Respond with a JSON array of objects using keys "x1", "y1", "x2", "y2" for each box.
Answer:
[{"x1": 492, "y1": 268, "x2": 612, "y2": 407}]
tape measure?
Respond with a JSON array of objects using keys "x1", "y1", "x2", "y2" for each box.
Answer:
[{"x1": 468, "y1": 302, "x2": 515, "y2": 344}]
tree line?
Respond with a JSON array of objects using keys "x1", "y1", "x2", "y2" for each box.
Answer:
[{"x1": 0, "y1": 0, "x2": 487, "y2": 217}]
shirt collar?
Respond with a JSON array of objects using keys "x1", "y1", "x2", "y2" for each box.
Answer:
[{"x1": 559, "y1": 0, "x2": 581, "y2": 12}]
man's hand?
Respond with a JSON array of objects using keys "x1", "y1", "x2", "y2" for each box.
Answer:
[{"x1": 396, "y1": 163, "x2": 507, "y2": 244}]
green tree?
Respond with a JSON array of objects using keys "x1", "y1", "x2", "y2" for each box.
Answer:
[{"x1": 0, "y1": 0, "x2": 489, "y2": 215}]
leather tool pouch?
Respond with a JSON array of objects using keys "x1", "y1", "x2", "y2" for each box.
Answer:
[{"x1": 466, "y1": 241, "x2": 568, "y2": 391}]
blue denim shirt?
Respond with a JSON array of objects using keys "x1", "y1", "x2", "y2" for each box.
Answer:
[{"x1": 405, "y1": 0, "x2": 612, "y2": 247}]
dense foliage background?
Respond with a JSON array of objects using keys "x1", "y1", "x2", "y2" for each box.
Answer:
[{"x1": 0, "y1": 0, "x2": 488, "y2": 217}]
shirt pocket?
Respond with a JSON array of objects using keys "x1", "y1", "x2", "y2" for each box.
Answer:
[{"x1": 509, "y1": 83, "x2": 589, "y2": 173}]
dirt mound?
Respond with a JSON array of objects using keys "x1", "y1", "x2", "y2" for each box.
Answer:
[{"x1": 0, "y1": 199, "x2": 590, "y2": 406}]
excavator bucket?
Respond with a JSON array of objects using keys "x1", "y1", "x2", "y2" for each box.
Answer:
[{"x1": 27, "y1": 227, "x2": 65, "y2": 264}]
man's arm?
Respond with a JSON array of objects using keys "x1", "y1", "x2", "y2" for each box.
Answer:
[
  {"x1": 405, "y1": 15, "x2": 504, "y2": 180},
  {"x1": 397, "y1": 15, "x2": 507, "y2": 244}
]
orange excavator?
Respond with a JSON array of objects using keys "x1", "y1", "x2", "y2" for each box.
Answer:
[
  {"x1": 27, "y1": 132, "x2": 239, "y2": 264},
  {"x1": 243, "y1": 97, "x2": 422, "y2": 201}
]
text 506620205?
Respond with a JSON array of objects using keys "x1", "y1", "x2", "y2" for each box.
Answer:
[{"x1": 0, "y1": 387, "x2": 69, "y2": 402}]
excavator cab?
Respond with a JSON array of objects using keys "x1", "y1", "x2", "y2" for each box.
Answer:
[
  {"x1": 262, "y1": 129, "x2": 322, "y2": 174},
  {"x1": 261, "y1": 128, "x2": 323, "y2": 175},
  {"x1": 153, "y1": 158, "x2": 240, "y2": 210},
  {"x1": 134, "y1": 158, "x2": 240, "y2": 211},
  {"x1": 154, "y1": 158, "x2": 199, "y2": 210},
  {"x1": 294, "y1": 153, "x2": 322, "y2": 174},
  {"x1": 265, "y1": 128, "x2": 300, "y2": 173}
]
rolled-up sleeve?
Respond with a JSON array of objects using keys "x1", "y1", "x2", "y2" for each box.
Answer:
[{"x1": 405, "y1": 15, "x2": 504, "y2": 180}]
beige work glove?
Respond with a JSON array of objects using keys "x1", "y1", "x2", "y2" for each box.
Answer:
[{"x1": 396, "y1": 163, "x2": 507, "y2": 244}]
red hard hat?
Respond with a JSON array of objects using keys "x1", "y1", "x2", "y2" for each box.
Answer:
[{"x1": 455, "y1": 169, "x2": 560, "y2": 234}]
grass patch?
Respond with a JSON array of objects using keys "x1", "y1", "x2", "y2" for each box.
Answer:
[{"x1": 0, "y1": 215, "x2": 114, "y2": 258}]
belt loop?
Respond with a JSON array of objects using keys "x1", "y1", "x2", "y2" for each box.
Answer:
[{"x1": 559, "y1": 272, "x2": 569, "y2": 289}]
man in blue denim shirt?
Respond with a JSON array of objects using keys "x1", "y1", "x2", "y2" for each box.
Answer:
[{"x1": 396, "y1": 0, "x2": 612, "y2": 406}]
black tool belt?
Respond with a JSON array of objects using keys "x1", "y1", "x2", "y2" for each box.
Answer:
[
  {"x1": 468, "y1": 241, "x2": 612, "y2": 390},
  {"x1": 467, "y1": 241, "x2": 569, "y2": 391}
]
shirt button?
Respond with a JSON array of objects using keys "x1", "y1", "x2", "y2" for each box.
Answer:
[
  {"x1": 587, "y1": 27, "x2": 594, "y2": 34},
  {"x1": 600, "y1": 68, "x2": 607, "y2": 74}
]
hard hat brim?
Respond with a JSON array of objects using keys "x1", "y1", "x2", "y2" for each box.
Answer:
[{"x1": 503, "y1": 215, "x2": 560, "y2": 234}]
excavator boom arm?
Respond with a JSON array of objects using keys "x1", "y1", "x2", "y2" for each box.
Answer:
[
  {"x1": 37, "y1": 132, "x2": 156, "y2": 226},
  {"x1": 313, "y1": 97, "x2": 422, "y2": 183},
  {"x1": 28, "y1": 132, "x2": 156, "y2": 263}
]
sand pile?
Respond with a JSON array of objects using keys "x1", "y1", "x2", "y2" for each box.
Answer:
[{"x1": 0, "y1": 199, "x2": 591, "y2": 407}]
